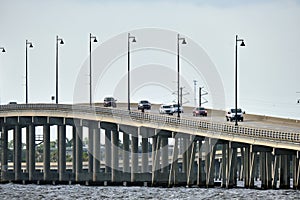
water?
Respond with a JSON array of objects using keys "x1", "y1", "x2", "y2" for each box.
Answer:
[{"x1": 0, "y1": 184, "x2": 299, "y2": 200}]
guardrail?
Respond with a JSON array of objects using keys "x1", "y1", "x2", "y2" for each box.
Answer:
[{"x1": 0, "y1": 104, "x2": 300, "y2": 143}]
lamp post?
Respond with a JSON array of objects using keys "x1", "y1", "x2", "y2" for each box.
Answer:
[
  {"x1": 177, "y1": 34, "x2": 187, "y2": 118},
  {"x1": 89, "y1": 33, "x2": 98, "y2": 106},
  {"x1": 0, "y1": 47, "x2": 5, "y2": 105},
  {"x1": 56, "y1": 35, "x2": 64, "y2": 104},
  {"x1": 127, "y1": 33, "x2": 136, "y2": 111},
  {"x1": 235, "y1": 35, "x2": 245, "y2": 126},
  {"x1": 25, "y1": 40, "x2": 33, "y2": 104}
]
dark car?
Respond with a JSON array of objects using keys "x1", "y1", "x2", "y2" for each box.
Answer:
[
  {"x1": 193, "y1": 107, "x2": 207, "y2": 117},
  {"x1": 138, "y1": 100, "x2": 151, "y2": 110},
  {"x1": 103, "y1": 97, "x2": 117, "y2": 107}
]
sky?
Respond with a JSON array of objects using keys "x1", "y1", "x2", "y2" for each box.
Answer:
[{"x1": 1, "y1": 0, "x2": 300, "y2": 119}]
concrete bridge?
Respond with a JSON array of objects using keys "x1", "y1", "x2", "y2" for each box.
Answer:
[{"x1": 0, "y1": 104, "x2": 299, "y2": 189}]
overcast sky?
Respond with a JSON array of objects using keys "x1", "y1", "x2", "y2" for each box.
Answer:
[{"x1": 1, "y1": 0, "x2": 300, "y2": 119}]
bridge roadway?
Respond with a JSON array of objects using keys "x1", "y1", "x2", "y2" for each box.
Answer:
[{"x1": 0, "y1": 103, "x2": 299, "y2": 189}]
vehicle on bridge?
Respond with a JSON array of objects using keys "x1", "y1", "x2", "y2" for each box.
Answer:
[
  {"x1": 159, "y1": 104, "x2": 173, "y2": 115},
  {"x1": 138, "y1": 100, "x2": 151, "y2": 110},
  {"x1": 192, "y1": 107, "x2": 207, "y2": 117},
  {"x1": 103, "y1": 97, "x2": 117, "y2": 108},
  {"x1": 226, "y1": 108, "x2": 244, "y2": 122},
  {"x1": 171, "y1": 104, "x2": 183, "y2": 114}
]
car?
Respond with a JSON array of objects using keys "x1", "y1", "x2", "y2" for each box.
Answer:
[
  {"x1": 193, "y1": 107, "x2": 207, "y2": 117},
  {"x1": 171, "y1": 104, "x2": 183, "y2": 113},
  {"x1": 226, "y1": 108, "x2": 244, "y2": 122},
  {"x1": 103, "y1": 97, "x2": 117, "y2": 107},
  {"x1": 159, "y1": 104, "x2": 173, "y2": 115},
  {"x1": 138, "y1": 100, "x2": 151, "y2": 110}
]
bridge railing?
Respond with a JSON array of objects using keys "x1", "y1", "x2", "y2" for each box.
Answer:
[{"x1": 0, "y1": 104, "x2": 300, "y2": 143}]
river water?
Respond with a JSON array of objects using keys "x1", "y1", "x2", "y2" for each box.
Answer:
[{"x1": 0, "y1": 183, "x2": 299, "y2": 200}]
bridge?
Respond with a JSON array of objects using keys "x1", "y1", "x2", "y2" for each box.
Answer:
[{"x1": 0, "y1": 103, "x2": 299, "y2": 189}]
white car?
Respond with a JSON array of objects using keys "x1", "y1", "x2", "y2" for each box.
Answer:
[
  {"x1": 226, "y1": 108, "x2": 244, "y2": 122},
  {"x1": 171, "y1": 104, "x2": 183, "y2": 113},
  {"x1": 159, "y1": 104, "x2": 173, "y2": 115}
]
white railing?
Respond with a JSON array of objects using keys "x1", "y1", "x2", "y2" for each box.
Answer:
[{"x1": 0, "y1": 104, "x2": 299, "y2": 143}]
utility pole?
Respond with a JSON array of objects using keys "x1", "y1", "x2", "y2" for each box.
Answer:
[
  {"x1": 199, "y1": 87, "x2": 208, "y2": 107},
  {"x1": 193, "y1": 80, "x2": 197, "y2": 107},
  {"x1": 180, "y1": 87, "x2": 183, "y2": 106}
]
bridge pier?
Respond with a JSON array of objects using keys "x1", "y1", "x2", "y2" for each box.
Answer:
[
  {"x1": 28, "y1": 124, "x2": 35, "y2": 181},
  {"x1": 88, "y1": 124, "x2": 94, "y2": 175},
  {"x1": 72, "y1": 127, "x2": 77, "y2": 174},
  {"x1": 14, "y1": 125, "x2": 22, "y2": 181},
  {"x1": 58, "y1": 125, "x2": 66, "y2": 181},
  {"x1": 131, "y1": 128, "x2": 139, "y2": 183},
  {"x1": 197, "y1": 139, "x2": 204, "y2": 187},
  {"x1": 111, "y1": 128, "x2": 119, "y2": 182},
  {"x1": 92, "y1": 126, "x2": 100, "y2": 182},
  {"x1": 1, "y1": 126, "x2": 8, "y2": 180},
  {"x1": 43, "y1": 125, "x2": 50, "y2": 181},
  {"x1": 75, "y1": 125, "x2": 83, "y2": 182},
  {"x1": 294, "y1": 151, "x2": 300, "y2": 189},
  {"x1": 205, "y1": 138, "x2": 217, "y2": 188}
]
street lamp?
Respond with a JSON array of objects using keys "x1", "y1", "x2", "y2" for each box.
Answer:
[
  {"x1": 127, "y1": 33, "x2": 136, "y2": 111},
  {"x1": 235, "y1": 35, "x2": 245, "y2": 126},
  {"x1": 25, "y1": 40, "x2": 33, "y2": 104},
  {"x1": 177, "y1": 34, "x2": 187, "y2": 118},
  {"x1": 89, "y1": 33, "x2": 98, "y2": 106},
  {"x1": 56, "y1": 35, "x2": 64, "y2": 104}
]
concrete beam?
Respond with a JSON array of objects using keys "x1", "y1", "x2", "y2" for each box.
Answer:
[
  {"x1": 140, "y1": 126, "x2": 155, "y2": 138},
  {"x1": 275, "y1": 148, "x2": 297, "y2": 155},
  {"x1": 119, "y1": 124, "x2": 138, "y2": 137},
  {"x1": 252, "y1": 145, "x2": 273, "y2": 152}
]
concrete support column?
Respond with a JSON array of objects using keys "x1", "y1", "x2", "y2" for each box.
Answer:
[
  {"x1": 131, "y1": 134, "x2": 138, "y2": 182},
  {"x1": 249, "y1": 151, "x2": 256, "y2": 188},
  {"x1": 197, "y1": 140, "x2": 203, "y2": 187},
  {"x1": 93, "y1": 128, "x2": 100, "y2": 181},
  {"x1": 111, "y1": 129, "x2": 119, "y2": 182},
  {"x1": 72, "y1": 127, "x2": 77, "y2": 174},
  {"x1": 123, "y1": 133, "x2": 130, "y2": 173},
  {"x1": 161, "y1": 137, "x2": 168, "y2": 174},
  {"x1": 141, "y1": 137, "x2": 149, "y2": 173},
  {"x1": 266, "y1": 152, "x2": 272, "y2": 189},
  {"x1": 226, "y1": 142, "x2": 234, "y2": 188},
  {"x1": 280, "y1": 155, "x2": 290, "y2": 189},
  {"x1": 104, "y1": 129, "x2": 111, "y2": 173},
  {"x1": 205, "y1": 139, "x2": 216, "y2": 187},
  {"x1": 28, "y1": 124, "x2": 35, "y2": 181},
  {"x1": 88, "y1": 126, "x2": 94, "y2": 174},
  {"x1": 168, "y1": 136, "x2": 179, "y2": 187},
  {"x1": 58, "y1": 125, "x2": 66, "y2": 181},
  {"x1": 182, "y1": 138, "x2": 187, "y2": 174},
  {"x1": 238, "y1": 148, "x2": 244, "y2": 181},
  {"x1": 152, "y1": 136, "x2": 161, "y2": 185},
  {"x1": 43, "y1": 125, "x2": 50, "y2": 181},
  {"x1": 255, "y1": 153, "x2": 260, "y2": 181},
  {"x1": 244, "y1": 147, "x2": 250, "y2": 188},
  {"x1": 75, "y1": 126, "x2": 83, "y2": 182},
  {"x1": 272, "y1": 155, "x2": 279, "y2": 189},
  {"x1": 151, "y1": 136, "x2": 157, "y2": 174},
  {"x1": 14, "y1": 125, "x2": 22, "y2": 181},
  {"x1": 187, "y1": 140, "x2": 196, "y2": 186},
  {"x1": 294, "y1": 151, "x2": 300, "y2": 189},
  {"x1": 232, "y1": 148, "x2": 237, "y2": 186},
  {"x1": 260, "y1": 151, "x2": 266, "y2": 188},
  {"x1": 26, "y1": 126, "x2": 29, "y2": 173},
  {"x1": 1, "y1": 126, "x2": 8, "y2": 178},
  {"x1": 221, "y1": 142, "x2": 227, "y2": 188}
]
